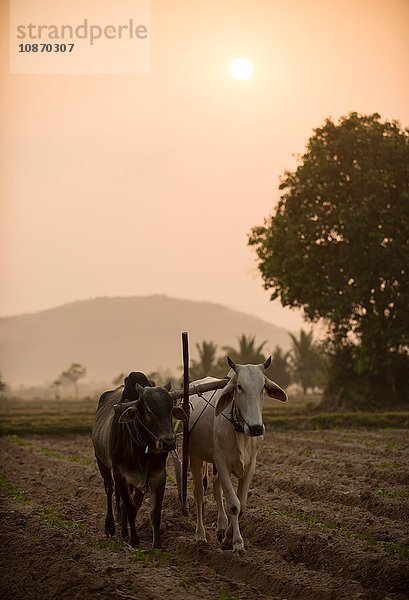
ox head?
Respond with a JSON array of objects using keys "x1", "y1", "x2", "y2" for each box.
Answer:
[
  {"x1": 215, "y1": 356, "x2": 287, "y2": 437},
  {"x1": 116, "y1": 382, "x2": 187, "y2": 453}
]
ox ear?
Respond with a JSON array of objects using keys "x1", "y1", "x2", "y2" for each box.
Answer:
[
  {"x1": 172, "y1": 406, "x2": 188, "y2": 422},
  {"x1": 118, "y1": 405, "x2": 139, "y2": 424},
  {"x1": 215, "y1": 377, "x2": 236, "y2": 416},
  {"x1": 164, "y1": 381, "x2": 172, "y2": 392},
  {"x1": 264, "y1": 377, "x2": 287, "y2": 402}
]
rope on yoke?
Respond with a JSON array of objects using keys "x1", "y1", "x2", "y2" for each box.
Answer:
[
  {"x1": 188, "y1": 387, "x2": 241, "y2": 434},
  {"x1": 188, "y1": 389, "x2": 218, "y2": 435}
]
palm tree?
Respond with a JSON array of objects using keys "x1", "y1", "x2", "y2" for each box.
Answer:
[
  {"x1": 266, "y1": 346, "x2": 291, "y2": 389},
  {"x1": 222, "y1": 334, "x2": 267, "y2": 365},
  {"x1": 0, "y1": 372, "x2": 6, "y2": 393},
  {"x1": 0, "y1": 372, "x2": 6, "y2": 397},
  {"x1": 289, "y1": 329, "x2": 323, "y2": 395},
  {"x1": 190, "y1": 341, "x2": 220, "y2": 380},
  {"x1": 51, "y1": 377, "x2": 62, "y2": 401}
]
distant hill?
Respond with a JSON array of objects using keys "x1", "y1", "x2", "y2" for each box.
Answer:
[{"x1": 0, "y1": 295, "x2": 291, "y2": 385}]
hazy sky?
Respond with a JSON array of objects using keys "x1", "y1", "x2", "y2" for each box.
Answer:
[{"x1": 1, "y1": 0, "x2": 408, "y2": 330}]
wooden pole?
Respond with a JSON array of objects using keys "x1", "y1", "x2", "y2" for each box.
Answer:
[{"x1": 181, "y1": 332, "x2": 190, "y2": 515}]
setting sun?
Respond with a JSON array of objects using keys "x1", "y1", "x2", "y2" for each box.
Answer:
[{"x1": 230, "y1": 57, "x2": 253, "y2": 80}]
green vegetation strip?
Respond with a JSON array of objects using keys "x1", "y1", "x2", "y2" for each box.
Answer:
[
  {"x1": 0, "y1": 474, "x2": 28, "y2": 502},
  {"x1": 375, "y1": 489, "x2": 407, "y2": 500},
  {"x1": 4, "y1": 434, "x2": 91, "y2": 464},
  {"x1": 265, "y1": 507, "x2": 409, "y2": 560},
  {"x1": 0, "y1": 473, "x2": 172, "y2": 566},
  {"x1": 264, "y1": 412, "x2": 409, "y2": 430},
  {"x1": 0, "y1": 418, "x2": 93, "y2": 436},
  {"x1": 1, "y1": 410, "x2": 409, "y2": 436}
]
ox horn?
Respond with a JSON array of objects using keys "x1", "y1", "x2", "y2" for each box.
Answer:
[
  {"x1": 169, "y1": 388, "x2": 184, "y2": 402},
  {"x1": 261, "y1": 356, "x2": 272, "y2": 370},
  {"x1": 114, "y1": 399, "x2": 138, "y2": 413},
  {"x1": 227, "y1": 356, "x2": 237, "y2": 372}
]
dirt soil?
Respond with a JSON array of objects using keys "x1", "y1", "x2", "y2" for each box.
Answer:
[{"x1": 1, "y1": 429, "x2": 408, "y2": 600}]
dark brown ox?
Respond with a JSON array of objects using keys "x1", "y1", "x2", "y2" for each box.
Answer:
[{"x1": 92, "y1": 371, "x2": 186, "y2": 549}]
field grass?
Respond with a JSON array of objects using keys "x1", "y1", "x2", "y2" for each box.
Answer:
[
  {"x1": 0, "y1": 397, "x2": 97, "y2": 435},
  {"x1": 1, "y1": 397, "x2": 408, "y2": 436},
  {"x1": 264, "y1": 411, "x2": 409, "y2": 430},
  {"x1": 4, "y1": 434, "x2": 91, "y2": 463}
]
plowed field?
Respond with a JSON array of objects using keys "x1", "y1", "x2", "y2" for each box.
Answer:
[{"x1": 1, "y1": 429, "x2": 408, "y2": 599}]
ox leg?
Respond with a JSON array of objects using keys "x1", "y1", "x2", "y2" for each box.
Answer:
[
  {"x1": 213, "y1": 470, "x2": 228, "y2": 542},
  {"x1": 170, "y1": 449, "x2": 183, "y2": 508},
  {"x1": 132, "y1": 487, "x2": 144, "y2": 541},
  {"x1": 190, "y1": 454, "x2": 206, "y2": 542},
  {"x1": 148, "y1": 470, "x2": 166, "y2": 549},
  {"x1": 96, "y1": 458, "x2": 115, "y2": 537},
  {"x1": 237, "y1": 458, "x2": 256, "y2": 514},
  {"x1": 115, "y1": 486, "x2": 128, "y2": 539},
  {"x1": 119, "y1": 497, "x2": 129, "y2": 539},
  {"x1": 114, "y1": 472, "x2": 140, "y2": 547},
  {"x1": 202, "y1": 462, "x2": 209, "y2": 494},
  {"x1": 214, "y1": 455, "x2": 244, "y2": 554}
]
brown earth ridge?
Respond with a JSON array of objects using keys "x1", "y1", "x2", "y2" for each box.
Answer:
[{"x1": 1, "y1": 429, "x2": 408, "y2": 599}]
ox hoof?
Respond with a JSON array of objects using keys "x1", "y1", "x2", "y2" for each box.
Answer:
[
  {"x1": 217, "y1": 530, "x2": 225, "y2": 543},
  {"x1": 104, "y1": 521, "x2": 115, "y2": 537},
  {"x1": 129, "y1": 535, "x2": 140, "y2": 547},
  {"x1": 221, "y1": 538, "x2": 232, "y2": 551},
  {"x1": 195, "y1": 534, "x2": 207, "y2": 544},
  {"x1": 233, "y1": 545, "x2": 246, "y2": 555}
]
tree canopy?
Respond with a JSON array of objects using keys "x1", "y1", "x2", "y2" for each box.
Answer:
[{"x1": 249, "y1": 113, "x2": 409, "y2": 406}]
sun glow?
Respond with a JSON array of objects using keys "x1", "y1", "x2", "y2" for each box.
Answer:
[{"x1": 230, "y1": 57, "x2": 253, "y2": 80}]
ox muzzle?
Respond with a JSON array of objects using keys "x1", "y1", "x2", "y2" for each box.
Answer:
[
  {"x1": 155, "y1": 434, "x2": 176, "y2": 453},
  {"x1": 246, "y1": 424, "x2": 265, "y2": 437}
]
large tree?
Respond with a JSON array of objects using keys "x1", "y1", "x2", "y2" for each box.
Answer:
[{"x1": 249, "y1": 113, "x2": 409, "y2": 408}]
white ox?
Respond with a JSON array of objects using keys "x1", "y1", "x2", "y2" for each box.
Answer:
[{"x1": 188, "y1": 356, "x2": 287, "y2": 554}]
